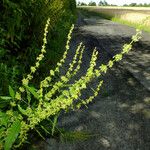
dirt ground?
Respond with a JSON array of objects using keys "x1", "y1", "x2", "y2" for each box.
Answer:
[{"x1": 32, "y1": 11, "x2": 150, "y2": 150}]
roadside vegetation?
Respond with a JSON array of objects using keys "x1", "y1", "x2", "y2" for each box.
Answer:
[
  {"x1": 0, "y1": 18, "x2": 142, "y2": 150},
  {"x1": 0, "y1": 0, "x2": 76, "y2": 149},
  {"x1": 0, "y1": 0, "x2": 143, "y2": 149},
  {"x1": 77, "y1": 0, "x2": 150, "y2": 32},
  {"x1": 78, "y1": 7, "x2": 150, "y2": 33},
  {"x1": 0, "y1": 0, "x2": 76, "y2": 96},
  {"x1": 77, "y1": 0, "x2": 150, "y2": 7}
]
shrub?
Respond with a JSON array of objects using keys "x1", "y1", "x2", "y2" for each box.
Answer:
[
  {"x1": 0, "y1": 18, "x2": 141, "y2": 149},
  {"x1": 0, "y1": 0, "x2": 76, "y2": 95},
  {"x1": 88, "y1": 1, "x2": 97, "y2": 6}
]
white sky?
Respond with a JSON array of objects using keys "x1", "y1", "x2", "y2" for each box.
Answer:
[{"x1": 76, "y1": 0, "x2": 150, "y2": 6}]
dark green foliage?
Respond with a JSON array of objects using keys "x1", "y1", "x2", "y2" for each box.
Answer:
[
  {"x1": 0, "y1": 64, "x2": 19, "y2": 95},
  {"x1": 4, "y1": 120, "x2": 21, "y2": 150},
  {"x1": 98, "y1": 0, "x2": 109, "y2": 6},
  {"x1": 0, "y1": 0, "x2": 76, "y2": 95},
  {"x1": 0, "y1": 1, "x2": 76, "y2": 148},
  {"x1": 9, "y1": 86, "x2": 15, "y2": 99},
  {"x1": 77, "y1": 2, "x2": 87, "y2": 6},
  {"x1": 123, "y1": 3, "x2": 150, "y2": 7},
  {"x1": 88, "y1": 1, "x2": 97, "y2": 6},
  {"x1": 25, "y1": 85, "x2": 39, "y2": 100}
]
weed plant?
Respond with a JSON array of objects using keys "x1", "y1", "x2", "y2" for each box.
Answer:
[{"x1": 0, "y1": 18, "x2": 142, "y2": 150}]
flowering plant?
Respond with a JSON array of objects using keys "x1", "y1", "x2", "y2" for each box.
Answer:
[{"x1": 0, "y1": 18, "x2": 142, "y2": 149}]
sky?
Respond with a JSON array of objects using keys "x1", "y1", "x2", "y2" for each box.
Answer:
[{"x1": 76, "y1": 0, "x2": 150, "y2": 6}]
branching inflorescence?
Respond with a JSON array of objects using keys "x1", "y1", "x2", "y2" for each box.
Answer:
[{"x1": 1, "y1": 18, "x2": 142, "y2": 149}]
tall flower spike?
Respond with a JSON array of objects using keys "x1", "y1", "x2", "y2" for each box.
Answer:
[
  {"x1": 44, "y1": 43, "x2": 83, "y2": 102},
  {"x1": 71, "y1": 45, "x2": 85, "y2": 77},
  {"x1": 86, "y1": 48, "x2": 98, "y2": 77},
  {"x1": 76, "y1": 80, "x2": 103, "y2": 109},
  {"x1": 39, "y1": 24, "x2": 75, "y2": 92},
  {"x1": 55, "y1": 24, "x2": 75, "y2": 72},
  {"x1": 66, "y1": 42, "x2": 83, "y2": 77},
  {"x1": 20, "y1": 18, "x2": 50, "y2": 88}
]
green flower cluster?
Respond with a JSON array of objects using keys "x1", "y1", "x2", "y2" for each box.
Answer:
[{"x1": 1, "y1": 18, "x2": 142, "y2": 149}]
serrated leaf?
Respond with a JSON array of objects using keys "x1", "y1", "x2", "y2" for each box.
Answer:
[
  {"x1": 9, "y1": 86, "x2": 15, "y2": 99},
  {"x1": 4, "y1": 120, "x2": 21, "y2": 150},
  {"x1": 25, "y1": 85, "x2": 39, "y2": 100}
]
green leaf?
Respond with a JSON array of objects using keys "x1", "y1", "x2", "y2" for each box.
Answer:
[
  {"x1": 4, "y1": 120, "x2": 21, "y2": 150},
  {"x1": 18, "y1": 105, "x2": 28, "y2": 116},
  {"x1": 0, "y1": 101, "x2": 10, "y2": 109},
  {"x1": 51, "y1": 113, "x2": 59, "y2": 136},
  {"x1": 0, "y1": 96, "x2": 11, "y2": 108},
  {"x1": 25, "y1": 85, "x2": 39, "y2": 100},
  {"x1": 0, "y1": 112, "x2": 9, "y2": 127},
  {"x1": 27, "y1": 90, "x2": 31, "y2": 105},
  {"x1": 9, "y1": 86, "x2": 15, "y2": 99},
  {"x1": 0, "y1": 96, "x2": 12, "y2": 100},
  {"x1": 0, "y1": 127, "x2": 5, "y2": 135}
]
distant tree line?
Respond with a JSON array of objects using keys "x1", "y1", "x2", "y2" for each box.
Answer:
[
  {"x1": 123, "y1": 3, "x2": 150, "y2": 7},
  {"x1": 77, "y1": 1, "x2": 150, "y2": 7},
  {"x1": 77, "y1": 1, "x2": 117, "y2": 6}
]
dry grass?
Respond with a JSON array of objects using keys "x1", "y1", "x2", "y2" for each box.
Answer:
[
  {"x1": 79, "y1": 6, "x2": 150, "y2": 28},
  {"x1": 79, "y1": 6, "x2": 150, "y2": 11}
]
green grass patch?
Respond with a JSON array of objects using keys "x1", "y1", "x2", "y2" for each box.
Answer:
[{"x1": 112, "y1": 17, "x2": 150, "y2": 33}]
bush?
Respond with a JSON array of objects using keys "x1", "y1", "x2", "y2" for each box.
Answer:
[
  {"x1": 0, "y1": 0, "x2": 76, "y2": 95},
  {"x1": 88, "y1": 1, "x2": 97, "y2": 6},
  {"x1": 0, "y1": 17, "x2": 142, "y2": 149}
]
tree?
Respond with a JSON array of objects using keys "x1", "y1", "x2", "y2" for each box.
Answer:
[
  {"x1": 98, "y1": 0, "x2": 108, "y2": 6},
  {"x1": 88, "y1": 1, "x2": 97, "y2": 6},
  {"x1": 77, "y1": 1, "x2": 81, "y2": 6},
  {"x1": 98, "y1": 0, "x2": 104, "y2": 6},
  {"x1": 123, "y1": 4, "x2": 128, "y2": 6},
  {"x1": 77, "y1": 1, "x2": 87, "y2": 6},
  {"x1": 138, "y1": 3, "x2": 143, "y2": 7},
  {"x1": 129, "y1": 3, "x2": 137, "y2": 6},
  {"x1": 80, "y1": 2, "x2": 87, "y2": 6},
  {"x1": 103, "y1": 0, "x2": 108, "y2": 6}
]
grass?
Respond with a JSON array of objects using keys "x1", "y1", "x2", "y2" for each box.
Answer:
[
  {"x1": 112, "y1": 17, "x2": 150, "y2": 33},
  {"x1": 78, "y1": 7, "x2": 150, "y2": 33},
  {"x1": 78, "y1": 6, "x2": 150, "y2": 11}
]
